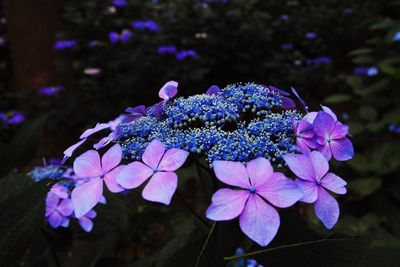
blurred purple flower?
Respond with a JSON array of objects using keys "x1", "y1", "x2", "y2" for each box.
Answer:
[
  {"x1": 394, "y1": 32, "x2": 400, "y2": 42},
  {"x1": 117, "y1": 139, "x2": 189, "y2": 205},
  {"x1": 38, "y1": 85, "x2": 63, "y2": 96},
  {"x1": 206, "y1": 85, "x2": 222, "y2": 95},
  {"x1": 131, "y1": 20, "x2": 160, "y2": 31},
  {"x1": 280, "y1": 14, "x2": 289, "y2": 21},
  {"x1": 343, "y1": 8, "x2": 353, "y2": 14},
  {"x1": 176, "y1": 50, "x2": 197, "y2": 60},
  {"x1": 353, "y1": 67, "x2": 367, "y2": 75},
  {"x1": 0, "y1": 111, "x2": 25, "y2": 125},
  {"x1": 281, "y1": 43, "x2": 294, "y2": 50},
  {"x1": 157, "y1": 46, "x2": 177, "y2": 54},
  {"x1": 367, "y1": 67, "x2": 378, "y2": 76},
  {"x1": 54, "y1": 40, "x2": 77, "y2": 50},
  {"x1": 112, "y1": 0, "x2": 128, "y2": 7},
  {"x1": 84, "y1": 68, "x2": 102, "y2": 76},
  {"x1": 206, "y1": 157, "x2": 302, "y2": 246},
  {"x1": 305, "y1": 32, "x2": 317, "y2": 39},
  {"x1": 284, "y1": 151, "x2": 347, "y2": 229},
  {"x1": 0, "y1": 36, "x2": 6, "y2": 46},
  {"x1": 45, "y1": 193, "x2": 73, "y2": 228},
  {"x1": 77, "y1": 210, "x2": 97, "y2": 232},
  {"x1": 71, "y1": 144, "x2": 125, "y2": 218}
]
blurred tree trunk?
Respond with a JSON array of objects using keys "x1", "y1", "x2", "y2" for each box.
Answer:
[{"x1": 3, "y1": 0, "x2": 61, "y2": 91}]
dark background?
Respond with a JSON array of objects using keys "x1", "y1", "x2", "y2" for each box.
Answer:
[{"x1": 0, "y1": 0, "x2": 400, "y2": 266}]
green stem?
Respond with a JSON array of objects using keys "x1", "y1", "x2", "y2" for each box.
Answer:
[
  {"x1": 223, "y1": 238, "x2": 353, "y2": 261},
  {"x1": 194, "y1": 222, "x2": 216, "y2": 267}
]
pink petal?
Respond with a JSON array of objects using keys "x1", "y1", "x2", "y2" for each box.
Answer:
[
  {"x1": 104, "y1": 165, "x2": 125, "y2": 193},
  {"x1": 62, "y1": 139, "x2": 86, "y2": 163},
  {"x1": 85, "y1": 210, "x2": 97, "y2": 219},
  {"x1": 246, "y1": 157, "x2": 273, "y2": 188},
  {"x1": 321, "y1": 105, "x2": 337, "y2": 121},
  {"x1": 294, "y1": 179, "x2": 319, "y2": 203},
  {"x1": 206, "y1": 189, "x2": 249, "y2": 221},
  {"x1": 331, "y1": 123, "x2": 349, "y2": 139},
  {"x1": 48, "y1": 212, "x2": 63, "y2": 228},
  {"x1": 321, "y1": 173, "x2": 347, "y2": 194},
  {"x1": 158, "y1": 148, "x2": 189, "y2": 171},
  {"x1": 50, "y1": 184, "x2": 69, "y2": 199},
  {"x1": 71, "y1": 178, "x2": 103, "y2": 218},
  {"x1": 256, "y1": 173, "x2": 303, "y2": 208},
  {"x1": 58, "y1": 199, "x2": 74, "y2": 216},
  {"x1": 212, "y1": 161, "x2": 250, "y2": 189},
  {"x1": 303, "y1": 112, "x2": 317, "y2": 123},
  {"x1": 317, "y1": 142, "x2": 333, "y2": 161},
  {"x1": 330, "y1": 138, "x2": 354, "y2": 161},
  {"x1": 309, "y1": 151, "x2": 329, "y2": 180},
  {"x1": 116, "y1": 161, "x2": 153, "y2": 189},
  {"x1": 159, "y1": 81, "x2": 178, "y2": 100},
  {"x1": 142, "y1": 139, "x2": 166, "y2": 169},
  {"x1": 239, "y1": 194, "x2": 280, "y2": 247},
  {"x1": 79, "y1": 216, "x2": 94, "y2": 232},
  {"x1": 283, "y1": 154, "x2": 315, "y2": 181},
  {"x1": 101, "y1": 144, "x2": 122, "y2": 173},
  {"x1": 80, "y1": 123, "x2": 110, "y2": 139},
  {"x1": 142, "y1": 171, "x2": 178, "y2": 205},
  {"x1": 314, "y1": 187, "x2": 339, "y2": 229},
  {"x1": 93, "y1": 134, "x2": 113, "y2": 150},
  {"x1": 73, "y1": 150, "x2": 102, "y2": 178}
]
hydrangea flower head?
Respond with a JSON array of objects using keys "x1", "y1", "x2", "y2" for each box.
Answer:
[
  {"x1": 116, "y1": 139, "x2": 189, "y2": 205},
  {"x1": 206, "y1": 157, "x2": 302, "y2": 246},
  {"x1": 71, "y1": 144, "x2": 125, "y2": 218},
  {"x1": 284, "y1": 151, "x2": 347, "y2": 229},
  {"x1": 45, "y1": 193, "x2": 73, "y2": 228}
]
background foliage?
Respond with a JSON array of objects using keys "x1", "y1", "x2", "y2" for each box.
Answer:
[{"x1": 0, "y1": 0, "x2": 400, "y2": 266}]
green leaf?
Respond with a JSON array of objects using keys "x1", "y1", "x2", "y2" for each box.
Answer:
[
  {"x1": 0, "y1": 172, "x2": 34, "y2": 204},
  {"x1": 324, "y1": 94, "x2": 352, "y2": 104},
  {"x1": 0, "y1": 116, "x2": 48, "y2": 177},
  {"x1": 0, "y1": 177, "x2": 51, "y2": 265},
  {"x1": 348, "y1": 48, "x2": 372, "y2": 56},
  {"x1": 359, "y1": 106, "x2": 378, "y2": 121},
  {"x1": 348, "y1": 177, "x2": 382, "y2": 197}
]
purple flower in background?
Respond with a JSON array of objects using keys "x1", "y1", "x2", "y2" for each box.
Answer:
[
  {"x1": 45, "y1": 193, "x2": 73, "y2": 228},
  {"x1": 293, "y1": 119, "x2": 316, "y2": 154},
  {"x1": 206, "y1": 85, "x2": 222, "y2": 95},
  {"x1": 131, "y1": 20, "x2": 160, "y2": 32},
  {"x1": 280, "y1": 14, "x2": 289, "y2": 21},
  {"x1": 343, "y1": 8, "x2": 353, "y2": 14},
  {"x1": 394, "y1": 32, "x2": 400, "y2": 42},
  {"x1": 306, "y1": 32, "x2": 317, "y2": 39},
  {"x1": 281, "y1": 43, "x2": 294, "y2": 50},
  {"x1": 176, "y1": 50, "x2": 197, "y2": 60},
  {"x1": 123, "y1": 105, "x2": 146, "y2": 123},
  {"x1": 206, "y1": 157, "x2": 302, "y2": 246},
  {"x1": 50, "y1": 184, "x2": 69, "y2": 199},
  {"x1": 284, "y1": 151, "x2": 347, "y2": 229},
  {"x1": 120, "y1": 29, "x2": 133, "y2": 43},
  {"x1": 0, "y1": 111, "x2": 25, "y2": 125},
  {"x1": 117, "y1": 139, "x2": 189, "y2": 205},
  {"x1": 38, "y1": 85, "x2": 64, "y2": 96},
  {"x1": 157, "y1": 46, "x2": 177, "y2": 54},
  {"x1": 71, "y1": 144, "x2": 125, "y2": 218},
  {"x1": 367, "y1": 67, "x2": 378, "y2": 76},
  {"x1": 109, "y1": 32, "x2": 120, "y2": 44},
  {"x1": 88, "y1": 40, "x2": 100, "y2": 47},
  {"x1": 313, "y1": 111, "x2": 354, "y2": 161},
  {"x1": 353, "y1": 67, "x2": 367, "y2": 75},
  {"x1": 112, "y1": 0, "x2": 128, "y2": 7},
  {"x1": 77, "y1": 210, "x2": 97, "y2": 232},
  {"x1": 54, "y1": 40, "x2": 77, "y2": 50},
  {"x1": 0, "y1": 36, "x2": 6, "y2": 46}
]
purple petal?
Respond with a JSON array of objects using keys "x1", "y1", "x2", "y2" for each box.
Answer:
[
  {"x1": 330, "y1": 138, "x2": 354, "y2": 161},
  {"x1": 93, "y1": 135, "x2": 113, "y2": 150},
  {"x1": 239, "y1": 194, "x2": 280, "y2": 247},
  {"x1": 158, "y1": 148, "x2": 189, "y2": 171},
  {"x1": 80, "y1": 123, "x2": 110, "y2": 139},
  {"x1": 142, "y1": 139, "x2": 165, "y2": 169},
  {"x1": 256, "y1": 173, "x2": 303, "y2": 208},
  {"x1": 116, "y1": 161, "x2": 153, "y2": 189},
  {"x1": 283, "y1": 154, "x2": 315, "y2": 181},
  {"x1": 314, "y1": 187, "x2": 339, "y2": 229},
  {"x1": 294, "y1": 179, "x2": 319, "y2": 203},
  {"x1": 73, "y1": 150, "x2": 102, "y2": 178},
  {"x1": 62, "y1": 139, "x2": 86, "y2": 163},
  {"x1": 212, "y1": 161, "x2": 250, "y2": 189},
  {"x1": 206, "y1": 189, "x2": 249, "y2": 221},
  {"x1": 85, "y1": 210, "x2": 97, "y2": 219},
  {"x1": 280, "y1": 96, "x2": 296, "y2": 109},
  {"x1": 71, "y1": 178, "x2": 103, "y2": 218},
  {"x1": 142, "y1": 171, "x2": 178, "y2": 205},
  {"x1": 317, "y1": 142, "x2": 333, "y2": 161},
  {"x1": 46, "y1": 193, "x2": 59, "y2": 209},
  {"x1": 99, "y1": 196, "x2": 107, "y2": 204},
  {"x1": 314, "y1": 111, "x2": 336, "y2": 141},
  {"x1": 48, "y1": 212, "x2": 63, "y2": 228},
  {"x1": 321, "y1": 105, "x2": 337, "y2": 121},
  {"x1": 321, "y1": 173, "x2": 347, "y2": 194},
  {"x1": 303, "y1": 112, "x2": 317, "y2": 123},
  {"x1": 309, "y1": 151, "x2": 329, "y2": 180},
  {"x1": 101, "y1": 144, "x2": 122, "y2": 173},
  {"x1": 104, "y1": 165, "x2": 125, "y2": 193},
  {"x1": 297, "y1": 120, "x2": 314, "y2": 137},
  {"x1": 158, "y1": 81, "x2": 178, "y2": 100},
  {"x1": 58, "y1": 199, "x2": 74, "y2": 216},
  {"x1": 79, "y1": 216, "x2": 94, "y2": 232},
  {"x1": 50, "y1": 184, "x2": 69, "y2": 199},
  {"x1": 206, "y1": 85, "x2": 222, "y2": 95},
  {"x1": 331, "y1": 123, "x2": 349, "y2": 139},
  {"x1": 246, "y1": 157, "x2": 273, "y2": 188},
  {"x1": 125, "y1": 105, "x2": 146, "y2": 115},
  {"x1": 60, "y1": 218, "x2": 70, "y2": 228},
  {"x1": 296, "y1": 139, "x2": 312, "y2": 155}
]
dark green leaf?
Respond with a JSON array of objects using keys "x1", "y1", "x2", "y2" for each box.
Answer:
[
  {"x1": 324, "y1": 94, "x2": 352, "y2": 104},
  {"x1": 0, "y1": 171, "x2": 34, "y2": 204}
]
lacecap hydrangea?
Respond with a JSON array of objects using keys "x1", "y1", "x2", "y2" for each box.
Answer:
[{"x1": 31, "y1": 81, "x2": 354, "y2": 247}]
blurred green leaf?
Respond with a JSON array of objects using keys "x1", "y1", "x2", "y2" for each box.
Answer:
[
  {"x1": 348, "y1": 177, "x2": 382, "y2": 197},
  {"x1": 325, "y1": 94, "x2": 352, "y2": 104},
  {"x1": 359, "y1": 106, "x2": 378, "y2": 121}
]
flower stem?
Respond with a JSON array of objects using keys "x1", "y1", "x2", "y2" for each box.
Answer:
[
  {"x1": 194, "y1": 222, "x2": 216, "y2": 267},
  {"x1": 176, "y1": 192, "x2": 211, "y2": 228}
]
